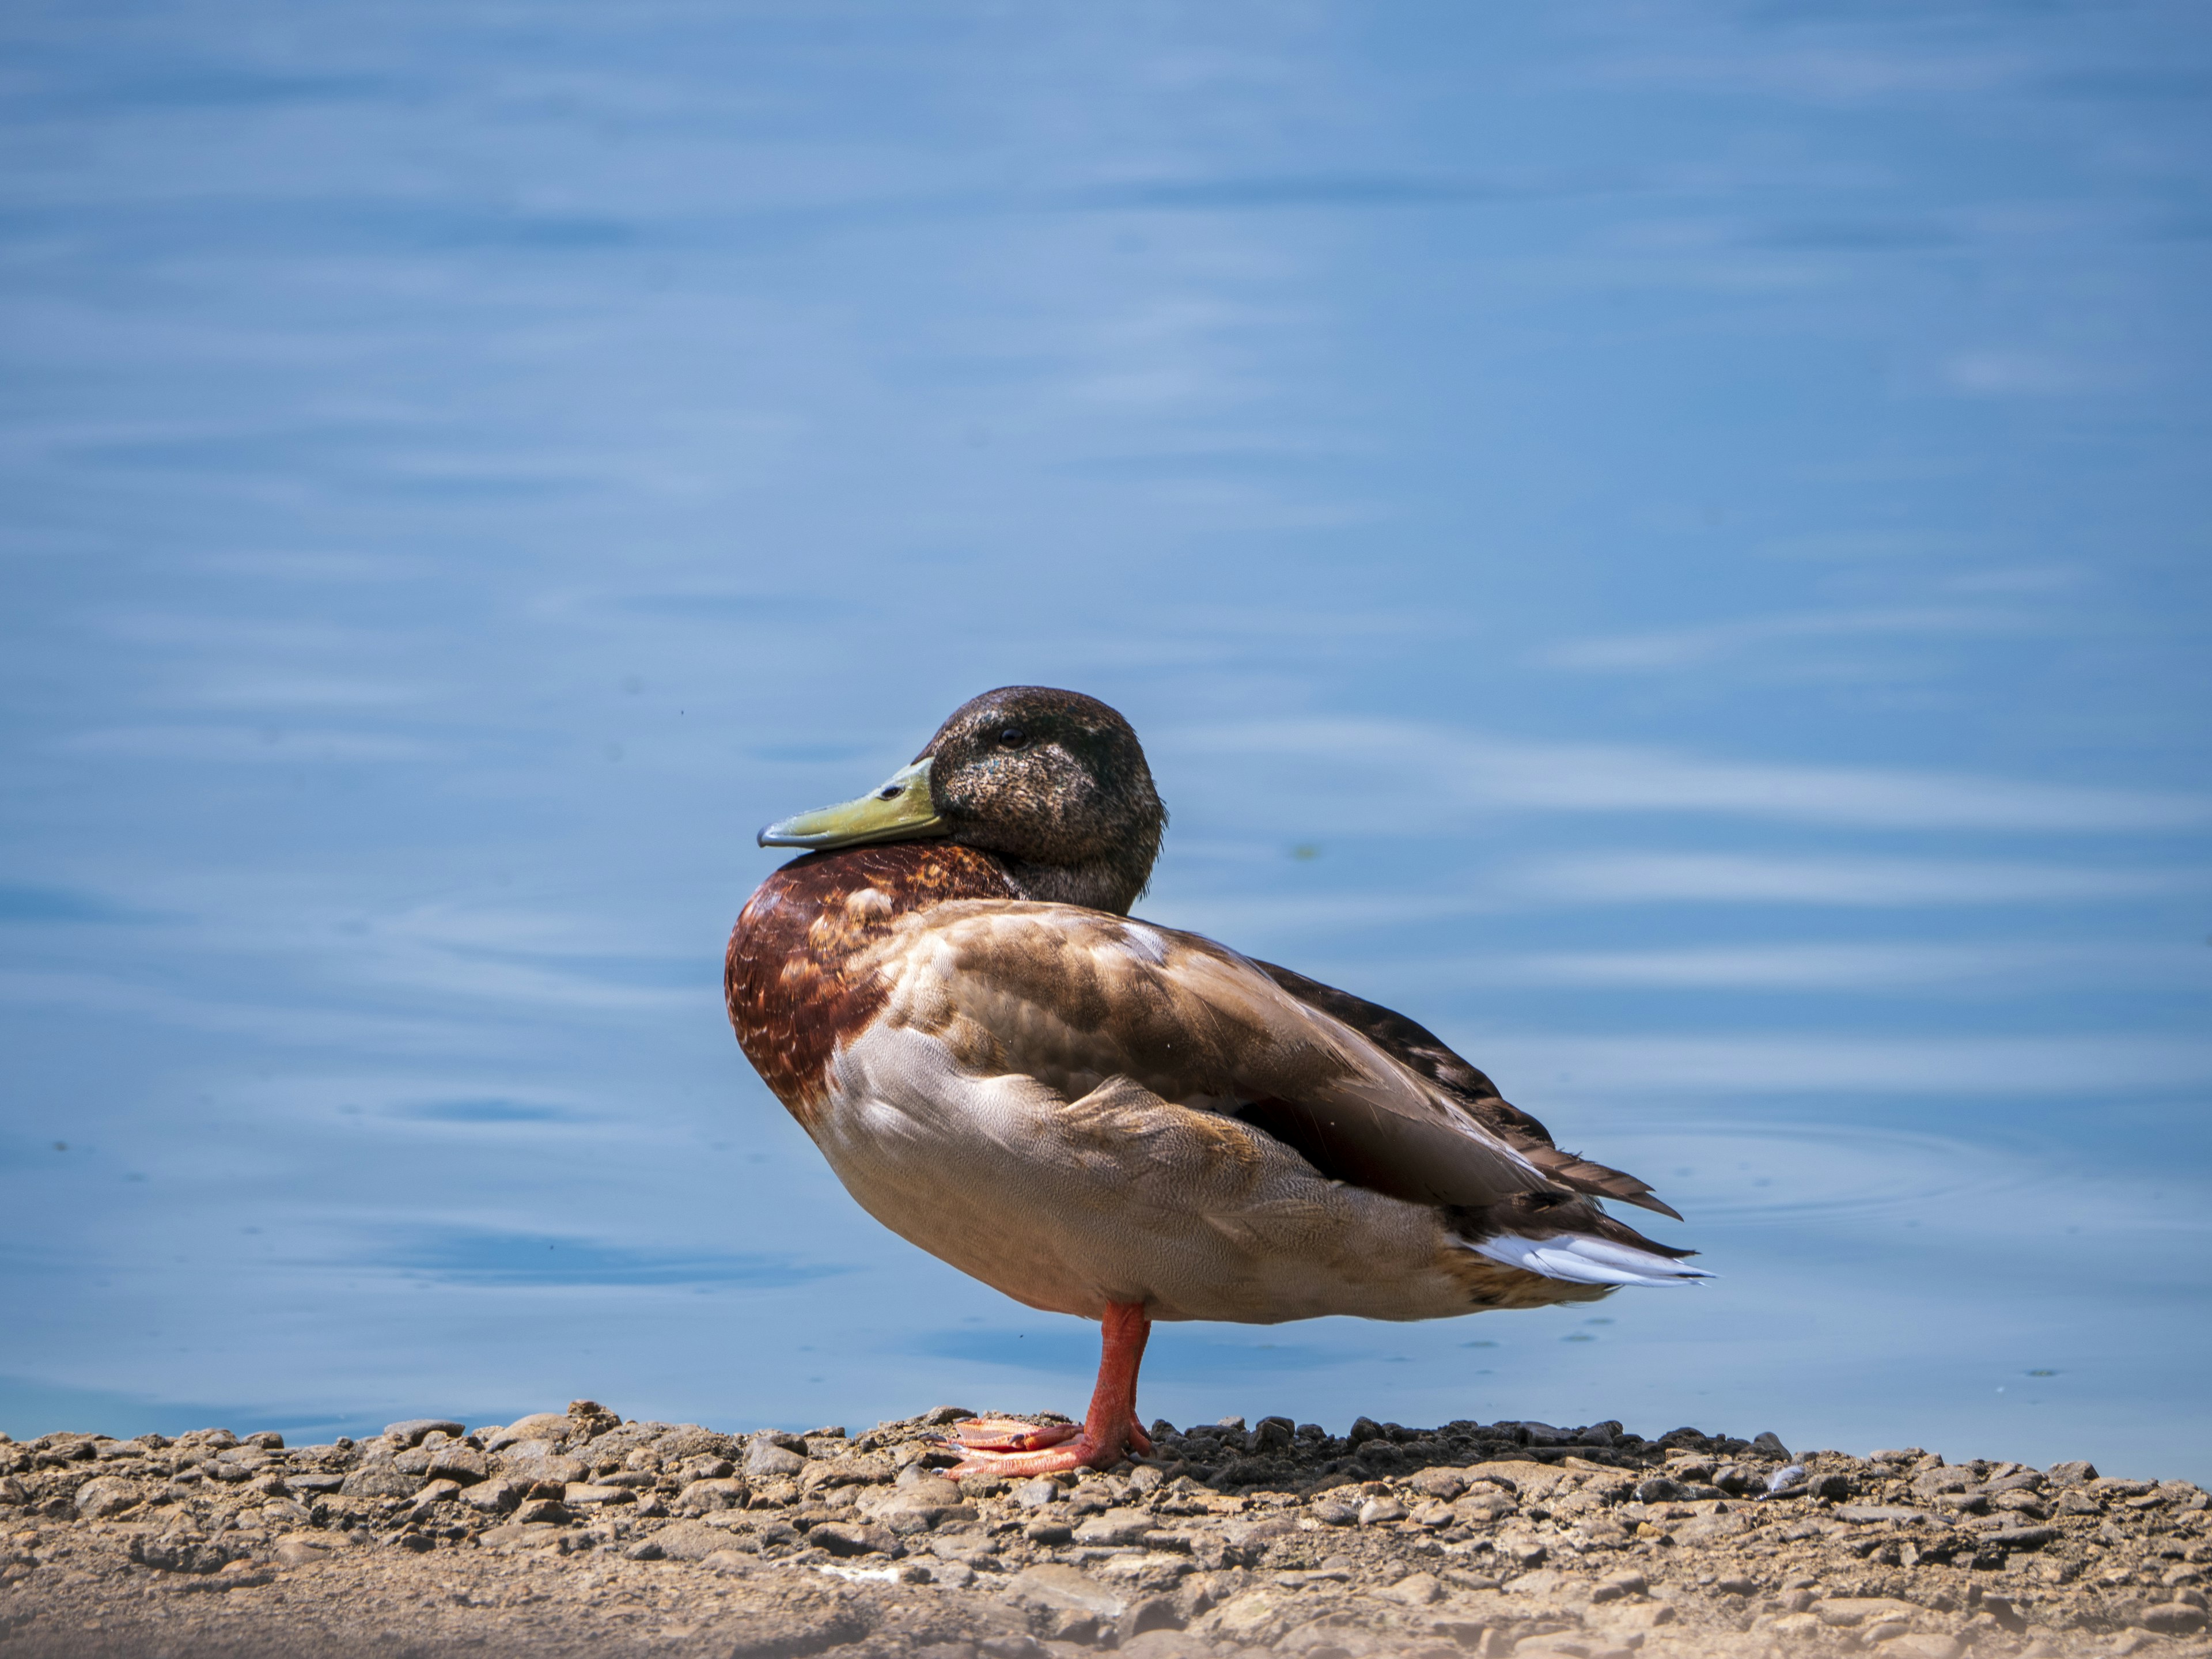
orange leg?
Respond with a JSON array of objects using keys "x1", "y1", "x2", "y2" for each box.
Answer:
[{"x1": 942, "y1": 1302, "x2": 1152, "y2": 1479}]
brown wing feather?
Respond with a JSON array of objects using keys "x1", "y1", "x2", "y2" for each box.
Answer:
[
  {"x1": 1252, "y1": 959, "x2": 1682, "y2": 1223},
  {"x1": 869, "y1": 904, "x2": 1558, "y2": 1212}
]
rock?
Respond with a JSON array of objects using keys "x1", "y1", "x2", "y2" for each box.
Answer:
[
  {"x1": 423, "y1": 1443, "x2": 488, "y2": 1484},
  {"x1": 809, "y1": 1521, "x2": 898, "y2": 1557},
  {"x1": 623, "y1": 1540, "x2": 665, "y2": 1560},
  {"x1": 498, "y1": 1442, "x2": 587, "y2": 1486},
  {"x1": 2047, "y1": 1460, "x2": 2098, "y2": 1484},
  {"x1": 1981, "y1": 1526, "x2": 2059, "y2": 1550},
  {"x1": 647, "y1": 1520, "x2": 741, "y2": 1561},
  {"x1": 562, "y1": 1483, "x2": 632, "y2": 1506},
  {"x1": 1203, "y1": 1588, "x2": 1290, "y2": 1645},
  {"x1": 699, "y1": 1548, "x2": 753, "y2": 1574},
  {"x1": 1013, "y1": 1478, "x2": 1061, "y2": 1510},
  {"x1": 1877, "y1": 1638, "x2": 1961, "y2": 1659},
  {"x1": 745, "y1": 1438, "x2": 806, "y2": 1480},
  {"x1": 1635, "y1": 1476, "x2": 1685, "y2": 1503},
  {"x1": 1023, "y1": 1518, "x2": 1073, "y2": 1544},
  {"x1": 2141, "y1": 1603, "x2": 2209, "y2": 1637},
  {"x1": 1750, "y1": 1432, "x2": 1791, "y2": 1459},
  {"x1": 1837, "y1": 1504, "x2": 1930, "y2": 1524},
  {"x1": 918, "y1": 1406, "x2": 976, "y2": 1425},
  {"x1": 71, "y1": 1476, "x2": 139, "y2": 1518},
  {"x1": 272, "y1": 1537, "x2": 335, "y2": 1567},
  {"x1": 1010, "y1": 1563, "x2": 1131, "y2": 1619},
  {"x1": 677, "y1": 1478, "x2": 747, "y2": 1512},
  {"x1": 1358, "y1": 1495, "x2": 1406, "y2": 1525},
  {"x1": 461, "y1": 1478, "x2": 528, "y2": 1513},
  {"x1": 1073, "y1": 1507, "x2": 1154, "y2": 1546},
  {"x1": 131, "y1": 1535, "x2": 249, "y2": 1574},
  {"x1": 502, "y1": 1412, "x2": 575, "y2": 1441},
  {"x1": 1377, "y1": 1570, "x2": 1442, "y2": 1605},
  {"x1": 1591, "y1": 1570, "x2": 1648, "y2": 1602},
  {"x1": 338, "y1": 1467, "x2": 423, "y2": 1499},
  {"x1": 1815, "y1": 1597, "x2": 1922, "y2": 1628},
  {"x1": 480, "y1": 1522, "x2": 567, "y2": 1552},
  {"x1": 513, "y1": 1498, "x2": 569, "y2": 1525},
  {"x1": 381, "y1": 1419, "x2": 464, "y2": 1446},
  {"x1": 1408, "y1": 1467, "x2": 1469, "y2": 1501}
]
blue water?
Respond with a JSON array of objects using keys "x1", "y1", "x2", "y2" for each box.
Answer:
[{"x1": 3, "y1": 3, "x2": 2209, "y2": 1480}]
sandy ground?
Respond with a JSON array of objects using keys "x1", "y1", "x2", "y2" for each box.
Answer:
[{"x1": 3, "y1": 1400, "x2": 2207, "y2": 1659}]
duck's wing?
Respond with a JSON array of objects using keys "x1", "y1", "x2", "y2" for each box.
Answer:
[
  {"x1": 866, "y1": 902, "x2": 1567, "y2": 1213},
  {"x1": 1251, "y1": 959, "x2": 1683, "y2": 1222}
]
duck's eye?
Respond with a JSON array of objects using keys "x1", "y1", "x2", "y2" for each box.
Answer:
[{"x1": 996, "y1": 725, "x2": 1027, "y2": 749}]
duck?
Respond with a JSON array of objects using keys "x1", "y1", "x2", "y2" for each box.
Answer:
[{"x1": 725, "y1": 686, "x2": 1707, "y2": 1478}]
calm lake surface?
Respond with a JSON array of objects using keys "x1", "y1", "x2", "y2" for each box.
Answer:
[{"x1": 3, "y1": 3, "x2": 2209, "y2": 1479}]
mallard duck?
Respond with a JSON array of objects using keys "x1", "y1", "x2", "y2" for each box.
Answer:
[{"x1": 726, "y1": 687, "x2": 1706, "y2": 1477}]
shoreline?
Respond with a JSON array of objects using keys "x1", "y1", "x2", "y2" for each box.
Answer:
[{"x1": 2, "y1": 1400, "x2": 2206, "y2": 1658}]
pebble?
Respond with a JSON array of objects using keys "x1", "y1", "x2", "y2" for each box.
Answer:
[
  {"x1": 744, "y1": 1438, "x2": 806, "y2": 1480},
  {"x1": 381, "y1": 1419, "x2": 464, "y2": 1447}
]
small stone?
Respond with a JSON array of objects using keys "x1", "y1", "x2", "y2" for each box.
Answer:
[
  {"x1": 512, "y1": 1498, "x2": 569, "y2": 1525},
  {"x1": 623, "y1": 1540, "x2": 665, "y2": 1560},
  {"x1": 2046, "y1": 1460, "x2": 2098, "y2": 1484},
  {"x1": 423, "y1": 1444, "x2": 487, "y2": 1484},
  {"x1": 677, "y1": 1478, "x2": 746, "y2": 1512},
  {"x1": 2141, "y1": 1604, "x2": 2209, "y2": 1637},
  {"x1": 1876, "y1": 1638, "x2": 1961, "y2": 1659},
  {"x1": 271, "y1": 1538, "x2": 333, "y2": 1567},
  {"x1": 1024, "y1": 1518, "x2": 1073, "y2": 1544},
  {"x1": 381, "y1": 1419, "x2": 464, "y2": 1447},
  {"x1": 1073, "y1": 1508, "x2": 1153, "y2": 1547},
  {"x1": 1358, "y1": 1495, "x2": 1406, "y2": 1525},
  {"x1": 497, "y1": 1413, "x2": 574, "y2": 1444},
  {"x1": 71, "y1": 1477, "x2": 140, "y2": 1519},
  {"x1": 1013, "y1": 1478, "x2": 1062, "y2": 1510},
  {"x1": 745, "y1": 1438, "x2": 806, "y2": 1480},
  {"x1": 338, "y1": 1468, "x2": 422, "y2": 1499},
  {"x1": 1378, "y1": 1570, "x2": 1442, "y2": 1605},
  {"x1": 918, "y1": 1407, "x2": 975, "y2": 1426},
  {"x1": 461, "y1": 1478, "x2": 528, "y2": 1514},
  {"x1": 562, "y1": 1483, "x2": 632, "y2": 1507},
  {"x1": 1409, "y1": 1467, "x2": 1469, "y2": 1501},
  {"x1": 496, "y1": 1444, "x2": 586, "y2": 1486},
  {"x1": 809, "y1": 1521, "x2": 896, "y2": 1557},
  {"x1": 1750, "y1": 1432, "x2": 1791, "y2": 1459},
  {"x1": 1591, "y1": 1570, "x2": 1648, "y2": 1603},
  {"x1": 1311, "y1": 1499, "x2": 1358, "y2": 1526}
]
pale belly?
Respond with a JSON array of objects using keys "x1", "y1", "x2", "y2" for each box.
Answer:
[{"x1": 807, "y1": 1025, "x2": 1482, "y2": 1324}]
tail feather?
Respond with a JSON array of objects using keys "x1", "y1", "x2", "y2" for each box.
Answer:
[{"x1": 1472, "y1": 1231, "x2": 1715, "y2": 1287}]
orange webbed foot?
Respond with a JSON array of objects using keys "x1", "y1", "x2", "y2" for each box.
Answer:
[{"x1": 945, "y1": 1416, "x2": 1082, "y2": 1453}]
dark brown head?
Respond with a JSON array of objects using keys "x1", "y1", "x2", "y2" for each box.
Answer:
[{"x1": 758, "y1": 687, "x2": 1166, "y2": 914}]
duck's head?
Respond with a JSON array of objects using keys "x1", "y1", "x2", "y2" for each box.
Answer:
[{"x1": 759, "y1": 687, "x2": 1166, "y2": 914}]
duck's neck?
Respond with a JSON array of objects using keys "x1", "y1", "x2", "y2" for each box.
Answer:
[{"x1": 993, "y1": 853, "x2": 1144, "y2": 916}]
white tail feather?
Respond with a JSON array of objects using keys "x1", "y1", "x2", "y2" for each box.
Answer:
[{"x1": 1472, "y1": 1232, "x2": 1714, "y2": 1287}]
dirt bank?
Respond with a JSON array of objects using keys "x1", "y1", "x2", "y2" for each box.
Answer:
[{"x1": 2, "y1": 1399, "x2": 2207, "y2": 1659}]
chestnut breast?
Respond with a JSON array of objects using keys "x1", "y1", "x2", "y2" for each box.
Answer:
[{"x1": 725, "y1": 842, "x2": 1017, "y2": 1127}]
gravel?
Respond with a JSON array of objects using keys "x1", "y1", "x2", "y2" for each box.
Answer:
[{"x1": 1, "y1": 1400, "x2": 2207, "y2": 1659}]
